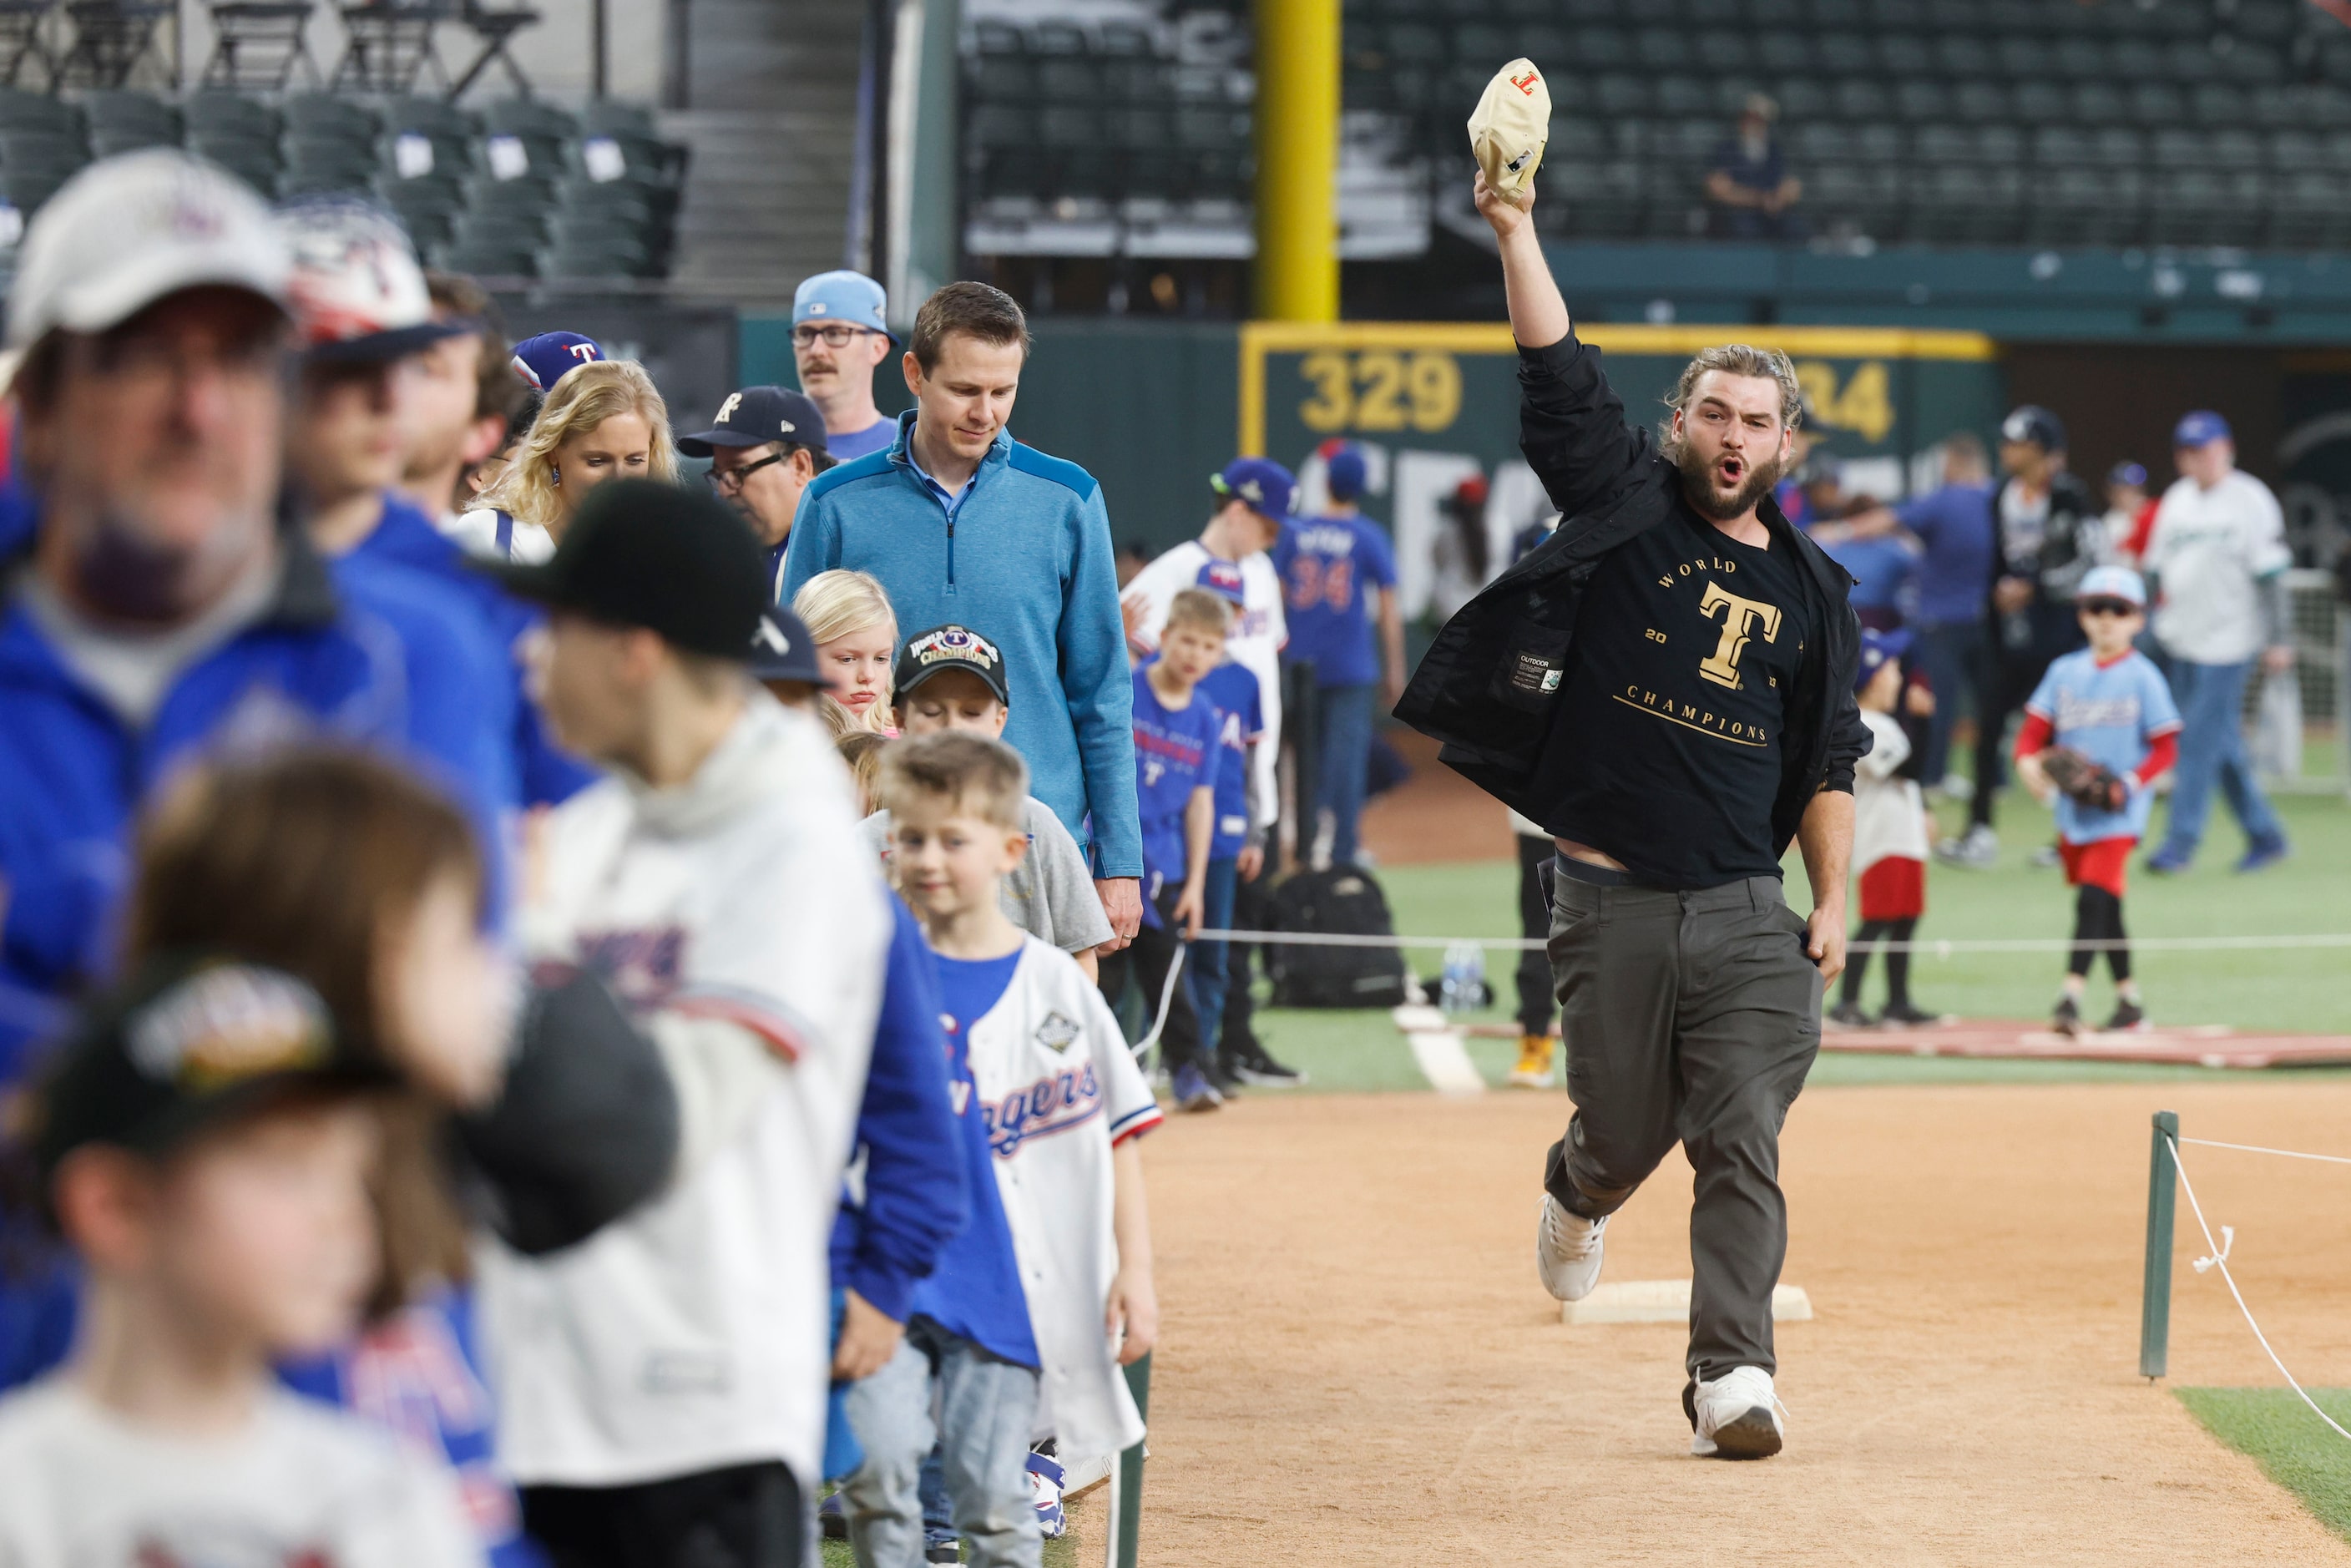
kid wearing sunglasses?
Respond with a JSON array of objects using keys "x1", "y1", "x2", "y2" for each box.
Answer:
[{"x1": 2013, "y1": 567, "x2": 2182, "y2": 1035}]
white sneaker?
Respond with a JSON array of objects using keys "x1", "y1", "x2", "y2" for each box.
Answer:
[
  {"x1": 1933, "y1": 823, "x2": 1999, "y2": 868},
  {"x1": 1688, "y1": 1366, "x2": 1787, "y2": 1459},
  {"x1": 1535, "y1": 1196, "x2": 1607, "y2": 1302}
]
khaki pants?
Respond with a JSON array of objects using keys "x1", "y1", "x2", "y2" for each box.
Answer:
[{"x1": 1543, "y1": 868, "x2": 1822, "y2": 1381}]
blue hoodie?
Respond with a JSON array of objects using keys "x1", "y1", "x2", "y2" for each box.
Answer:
[
  {"x1": 783, "y1": 413, "x2": 1142, "y2": 878},
  {"x1": 343, "y1": 494, "x2": 598, "y2": 808},
  {"x1": 0, "y1": 528, "x2": 511, "y2": 1085}
]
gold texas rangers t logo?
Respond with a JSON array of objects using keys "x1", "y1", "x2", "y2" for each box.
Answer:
[{"x1": 1614, "y1": 553, "x2": 1788, "y2": 748}]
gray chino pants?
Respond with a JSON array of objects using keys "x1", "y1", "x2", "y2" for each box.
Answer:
[{"x1": 1542, "y1": 867, "x2": 1822, "y2": 1380}]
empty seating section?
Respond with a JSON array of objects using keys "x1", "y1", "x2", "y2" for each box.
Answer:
[
  {"x1": 1342, "y1": 0, "x2": 2342, "y2": 250},
  {"x1": 0, "y1": 85, "x2": 685, "y2": 277},
  {"x1": 963, "y1": 10, "x2": 1255, "y2": 243}
]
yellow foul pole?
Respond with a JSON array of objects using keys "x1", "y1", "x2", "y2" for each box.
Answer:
[{"x1": 1254, "y1": 0, "x2": 1340, "y2": 323}]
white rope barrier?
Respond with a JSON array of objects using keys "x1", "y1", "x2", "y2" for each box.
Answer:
[
  {"x1": 1196, "y1": 927, "x2": 2351, "y2": 956},
  {"x1": 2178, "y1": 1138, "x2": 2351, "y2": 1170},
  {"x1": 2166, "y1": 1134, "x2": 2351, "y2": 1444}
]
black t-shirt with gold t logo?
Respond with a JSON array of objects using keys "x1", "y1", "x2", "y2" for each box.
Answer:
[{"x1": 1536, "y1": 498, "x2": 1816, "y2": 888}]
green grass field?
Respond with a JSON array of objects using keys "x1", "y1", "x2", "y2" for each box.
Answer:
[
  {"x1": 1238, "y1": 790, "x2": 2351, "y2": 1095},
  {"x1": 2177, "y1": 1388, "x2": 2351, "y2": 1542}
]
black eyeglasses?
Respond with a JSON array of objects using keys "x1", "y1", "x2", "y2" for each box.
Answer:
[
  {"x1": 705, "y1": 451, "x2": 789, "y2": 493},
  {"x1": 791, "y1": 324, "x2": 881, "y2": 349},
  {"x1": 2080, "y1": 599, "x2": 2138, "y2": 618}
]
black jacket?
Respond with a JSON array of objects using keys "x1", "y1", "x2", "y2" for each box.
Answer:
[
  {"x1": 1989, "y1": 468, "x2": 2099, "y2": 662},
  {"x1": 1393, "y1": 331, "x2": 1869, "y2": 860}
]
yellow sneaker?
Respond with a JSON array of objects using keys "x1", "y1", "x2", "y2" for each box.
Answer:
[{"x1": 1506, "y1": 1034, "x2": 1555, "y2": 1089}]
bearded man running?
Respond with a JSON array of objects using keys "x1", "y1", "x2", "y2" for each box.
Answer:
[{"x1": 1396, "y1": 169, "x2": 1867, "y2": 1461}]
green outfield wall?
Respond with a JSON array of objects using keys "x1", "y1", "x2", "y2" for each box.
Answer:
[{"x1": 740, "y1": 315, "x2": 2008, "y2": 559}]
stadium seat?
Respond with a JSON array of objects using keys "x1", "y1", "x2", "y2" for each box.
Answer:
[
  {"x1": 2268, "y1": 171, "x2": 2348, "y2": 250},
  {"x1": 83, "y1": 89, "x2": 178, "y2": 155}
]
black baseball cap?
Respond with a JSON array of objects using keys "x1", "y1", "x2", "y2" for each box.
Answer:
[
  {"x1": 483, "y1": 479, "x2": 775, "y2": 660},
  {"x1": 749, "y1": 603, "x2": 825, "y2": 685},
  {"x1": 895, "y1": 624, "x2": 1010, "y2": 707},
  {"x1": 678, "y1": 386, "x2": 830, "y2": 458},
  {"x1": 2000, "y1": 404, "x2": 2066, "y2": 453},
  {"x1": 33, "y1": 953, "x2": 387, "y2": 1190}
]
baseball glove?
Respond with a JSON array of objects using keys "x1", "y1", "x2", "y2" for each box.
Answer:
[{"x1": 2040, "y1": 746, "x2": 2127, "y2": 812}]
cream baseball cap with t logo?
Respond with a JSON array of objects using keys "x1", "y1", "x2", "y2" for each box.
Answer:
[{"x1": 1469, "y1": 58, "x2": 1550, "y2": 207}]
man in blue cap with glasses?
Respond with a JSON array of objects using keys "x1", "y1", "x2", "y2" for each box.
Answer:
[{"x1": 793, "y1": 271, "x2": 901, "y2": 462}]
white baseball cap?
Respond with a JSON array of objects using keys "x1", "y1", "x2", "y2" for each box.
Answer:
[
  {"x1": 6, "y1": 149, "x2": 290, "y2": 353},
  {"x1": 1468, "y1": 58, "x2": 1550, "y2": 207}
]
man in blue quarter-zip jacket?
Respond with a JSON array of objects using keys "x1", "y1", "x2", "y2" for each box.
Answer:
[{"x1": 784, "y1": 281, "x2": 1145, "y2": 948}]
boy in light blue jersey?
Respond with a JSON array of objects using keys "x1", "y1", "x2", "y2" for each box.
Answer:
[{"x1": 2015, "y1": 566, "x2": 2182, "y2": 1036}]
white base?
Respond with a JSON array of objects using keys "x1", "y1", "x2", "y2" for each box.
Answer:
[{"x1": 1560, "y1": 1278, "x2": 1813, "y2": 1326}]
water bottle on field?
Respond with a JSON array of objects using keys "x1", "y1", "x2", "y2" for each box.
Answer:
[{"x1": 1439, "y1": 942, "x2": 1484, "y2": 1014}]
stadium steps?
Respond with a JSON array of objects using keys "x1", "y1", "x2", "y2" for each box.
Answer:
[{"x1": 660, "y1": 0, "x2": 860, "y2": 306}]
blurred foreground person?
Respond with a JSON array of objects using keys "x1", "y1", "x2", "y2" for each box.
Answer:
[
  {"x1": 483, "y1": 480, "x2": 888, "y2": 1567},
  {"x1": 0, "y1": 151, "x2": 498, "y2": 1095},
  {"x1": 0, "y1": 955, "x2": 482, "y2": 1565}
]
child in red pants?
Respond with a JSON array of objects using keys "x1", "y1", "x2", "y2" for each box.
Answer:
[
  {"x1": 2015, "y1": 568, "x2": 2182, "y2": 1034},
  {"x1": 1835, "y1": 630, "x2": 1937, "y2": 1027}
]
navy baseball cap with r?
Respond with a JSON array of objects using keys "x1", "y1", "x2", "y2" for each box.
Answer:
[
  {"x1": 679, "y1": 386, "x2": 828, "y2": 458},
  {"x1": 33, "y1": 953, "x2": 386, "y2": 1190},
  {"x1": 2173, "y1": 410, "x2": 2232, "y2": 450},
  {"x1": 2000, "y1": 404, "x2": 2066, "y2": 453},
  {"x1": 1853, "y1": 627, "x2": 1912, "y2": 694},
  {"x1": 896, "y1": 624, "x2": 1011, "y2": 707},
  {"x1": 1210, "y1": 456, "x2": 1297, "y2": 523},
  {"x1": 748, "y1": 604, "x2": 824, "y2": 686},
  {"x1": 513, "y1": 331, "x2": 604, "y2": 392},
  {"x1": 483, "y1": 478, "x2": 774, "y2": 659},
  {"x1": 794, "y1": 270, "x2": 898, "y2": 346}
]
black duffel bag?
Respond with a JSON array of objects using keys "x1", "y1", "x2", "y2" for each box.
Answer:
[{"x1": 1267, "y1": 864, "x2": 1410, "y2": 1009}]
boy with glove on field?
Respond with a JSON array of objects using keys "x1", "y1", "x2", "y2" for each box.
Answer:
[{"x1": 2015, "y1": 566, "x2": 2182, "y2": 1035}]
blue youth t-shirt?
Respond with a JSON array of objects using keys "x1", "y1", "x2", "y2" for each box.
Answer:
[
  {"x1": 1272, "y1": 512, "x2": 1398, "y2": 688},
  {"x1": 825, "y1": 416, "x2": 900, "y2": 463},
  {"x1": 908, "y1": 948, "x2": 1039, "y2": 1368},
  {"x1": 2026, "y1": 647, "x2": 2182, "y2": 845},
  {"x1": 1196, "y1": 660, "x2": 1264, "y2": 860},
  {"x1": 1130, "y1": 667, "x2": 1222, "y2": 912}
]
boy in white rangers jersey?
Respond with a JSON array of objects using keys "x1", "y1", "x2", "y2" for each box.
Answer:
[
  {"x1": 866, "y1": 733, "x2": 1160, "y2": 1565},
  {"x1": 479, "y1": 480, "x2": 889, "y2": 1567},
  {"x1": 1831, "y1": 630, "x2": 1938, "y2": 1028}
]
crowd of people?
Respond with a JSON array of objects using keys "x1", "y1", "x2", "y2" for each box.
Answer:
[
  {"x1": 0, "y1": 144, "x2": 1357, "y2": 1568},
  {"x1": 1770, "y1": 395, "x2": 2298, "y2": 1034}
]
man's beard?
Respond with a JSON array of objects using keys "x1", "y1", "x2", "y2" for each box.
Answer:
[{"x1": 1674, "y1": 442, "x2": 1783, "y2": 523}]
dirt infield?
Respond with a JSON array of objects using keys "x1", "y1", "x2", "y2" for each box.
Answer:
[{"x1": 1136, "y1": 1081, "x2": 2351, "y2": 1564}]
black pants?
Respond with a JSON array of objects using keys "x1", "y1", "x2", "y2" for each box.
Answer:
[
  {"x1": 1278, "y1": 660, "x2": 1321, "y2": 872},
  {"x1": 1544, "y1": 869, "x2": 1822, "y2": 1380},
  {"x1": 2070, "y1": 885, "x2": 2131, "y2": 982},
  {"x1": 1514, "y1": 832, "x2": 1557, "y2": 1037},
  {"x1": 1220, "y1": 842, "x2": 1274, "y2": 1059},
  {"x1": 1099, "y1": 884, "x2": 1206, "y2": 1073},
  {"x1": 1969, "y1": 645, "x2": 2055, "y2": 829},
  {"x1": 1841, "y1": 918, "x2": 1916, "y2": 1009},
  {"x1": 522, "y1": 1461, "x2": 805, "y2": 1568}
]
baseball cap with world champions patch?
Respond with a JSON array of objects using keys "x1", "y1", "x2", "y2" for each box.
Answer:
[
  {"x1": 895, "y1": 624, "x2": 1011, "y2": 707},
  {"x1": 32, "y1": 954, "x2": 387, "y2": 1188}
]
